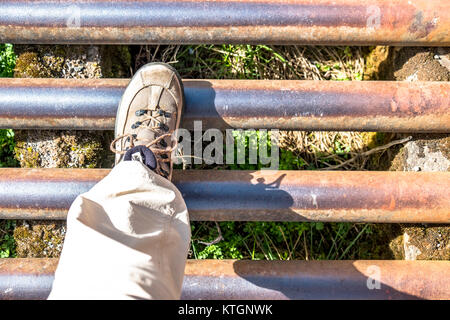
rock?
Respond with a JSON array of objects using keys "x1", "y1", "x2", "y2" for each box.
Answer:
[
  {"x1": 392, "y1": 47, "x2": 450, "y2": 81},
  {"x1": 402, "y1": 226, "x2": 449, "y2": 260},
  {"x1": 14, "y1": 130, "x2": 113, "y2": 169},
  {"x1": 13, "y1": 220, "x2": 66, "y2": 258},
  {"x1": 403, "y1": 137, "x2": 450, "y2": 172},
  {"x1": 363, "y1": 46, "x2": 390, "y2": 80},
  {"x1": 13, "y1": 45, "x2": 131, "y2": 79},
  {"x1": 12, "y1": 45, "x2": 130, "y2": 257},
  {"x1": 385, "y1": 47, "x2": 450, "y2": 260},
  {"x1": 378, "y1": 47, "x2": 450, "y2": 81}
]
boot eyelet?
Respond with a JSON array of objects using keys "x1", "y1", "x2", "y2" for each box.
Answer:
[
  {"x1": 158, "y1": 110, "x2": 171, "y2": 118},
  {"x1": 131, "y1": 121, "x2": 142, "y2": 129},
  {"x1": 159, "y1": 139, "x2": 167, "y2": 147},
  {"x1": 159, "y1": 123, "x2": 169, "y2": 131},
  {"x1": 135, "y1": 109, "x2": 147, "y2": 116}
]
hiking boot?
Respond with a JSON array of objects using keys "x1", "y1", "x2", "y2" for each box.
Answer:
[{"x1": 110, "y1": 63, "x2": 184, "y2": 180}]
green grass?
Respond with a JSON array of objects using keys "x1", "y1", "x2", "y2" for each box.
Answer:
[
  {"x1": 137, "y1": 44, "x2": 366, "y2": 81},
  {"x1": 0, "y1": 44, "x2": 17, "y2": 168},
  {"x1": 190, "y1": 221, "x2": 380, "y2": 260},
  {"x1": 0, "y1": 44, "x2": 15, "y2": 77},
  {"x1": 153, "y1": 44, "x2": 383, "y2": 260},
  {"x1": 168, "y1": 44, "x2": 287, "y2": 79},
  {"x1": 3, "y1": 44, "x2": 388, "y2": 261},
  {"x1": 0, "y1": 129, "x2": 18, "y2": 168},
  {"x1": 0, "y1": 220, "x2": 16, "y2": 258},
  {"x1": 185, "y1": 130, "x2": 380, "y2": 260},
  {"x1": 0, "y1": 44, "x2": 17, "y2": 257}
]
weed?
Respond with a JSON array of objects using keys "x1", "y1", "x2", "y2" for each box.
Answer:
[
  {"x1": 5, "y1": 43, "x2": 398, "y2": 261},
  {"x1": 0, "y1": 220, "x2": 16, "y2": 258},
  {"x1": 190, "y1": 221, "x2": 379, "y2": 260},
  {"x1": 0, "y1": 44, "x2": 18, "y2": 169},
  {"x1": 0, "y1": 44, "x2": 18, "y2": 257},
  {"x1": 135, "y1": 44, "x2": 396, "y2": 260},
  {"x1": 0, "y1": 44, "x2": 15, "y2": 77},
  {"x1": 0, "y1": 129, "x2": 19, "y2": 167}
]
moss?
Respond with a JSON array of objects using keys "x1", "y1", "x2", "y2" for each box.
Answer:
[
  {"x1": 363, "y1": 46, "x2": 392, "y2": 80},
  {"x1": 10, "y1": 45, "x2": 128, "y2": 259},
  {"x1": 361, "y1": 132, "x2": 378, "y2": 149},
  {"x1": 99, "y1": 45, "x2": 131, "y2": 78},
  {"x1": 14, "y1": 130, "x2": 112, "y2": 169},
  {"x1": 361, "y1": 132, "x2": 391, "y2": 150},
  {"x1": 14, "y1": 44, "x2": 104, "y2": 79},
  {"x1": 14, "y1": 141, "x2": 40, "y2": 167},
  {"x1": 80, "y1": 140, "x2": 104, "y2": 165},
  {"x1": 360, "y1": 132, "x2": 403, "y2": 171},
  {"x1": 14, "y1": 52, "x2": 50, "y2": 78},
  {"x1": 357, "y1": 224, "x2": 403, "y2": 259},
  {"x1": 388, "y1": 235, "x2": 404, "y2": 259},
  {"x1": 56, "y1": 132, "x2": 106, "y2": 168},
  {"x1": 14, "y1": 45, "x2": 68, "y2": 78},
  {"x1": 388, "y1": 147, "x2": 406, "y2": 171},
  {"x1": 13, "y1": 221, "x2": 66, "y2": 258}
]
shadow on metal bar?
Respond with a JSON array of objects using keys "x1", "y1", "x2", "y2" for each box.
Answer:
[
  {"x1": 0, "y1": 168, "x2": 449, "y2": 223},
  {"x1": 1, "y1": 259, "x2": 449, "y2": 300}
]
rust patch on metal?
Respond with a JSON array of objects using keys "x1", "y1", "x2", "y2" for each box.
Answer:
[{"x1": 408, "y1": 11, "x2": 438, "y2": 39}]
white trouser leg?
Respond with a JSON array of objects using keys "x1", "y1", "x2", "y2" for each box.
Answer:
[{"x1": 48, "y1": 161, "x2": 190, "y2": 300}]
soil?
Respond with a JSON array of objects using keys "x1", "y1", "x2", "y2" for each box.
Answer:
[
  {"x1": 378, "y1": 47, "x2": 450, "y2": 260},
  {"x1": 392, "y1": 47, "x2": 450, "y2": 81},
  {"x1": 375, "y1": 47, "x2": 450, "y2": 81}
]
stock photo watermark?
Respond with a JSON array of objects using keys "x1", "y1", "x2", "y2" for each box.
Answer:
[
  {"x1": 366, "y1": 265, "x2": 381, "y2": 290},
  {"x1": 366, "y1": 5, "x2": 381, "y2": 29},
  {"x1": 66, "y1": 5, "x2": 81, "y2": 28},
  {"x1": 172, "y1": 121, "x2": 280, "y2": 170}
]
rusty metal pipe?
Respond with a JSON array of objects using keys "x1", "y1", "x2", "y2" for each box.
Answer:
[
  {"x1": 0, "y1": 0, "x2": 448, "y2": 45},
  {"x1": 0, "y1": 168, "x2": 448, "y2": 223},
  {"x1": 0, "y1": 259, "x2": 449, "y2": 300},
  {"x1": 0, "y1": 78, "x2": 449, "y2": 132}
]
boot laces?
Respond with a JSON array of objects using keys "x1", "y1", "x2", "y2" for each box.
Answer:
[{"x1": 110, "y1": 108, "x2": 177, "y2": 177}]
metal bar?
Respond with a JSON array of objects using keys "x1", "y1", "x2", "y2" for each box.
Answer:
[
  {"x1": 0, "y1": 259, "x2": 449, "y2": 300},
  {"x1": 0, "y1": 0, "x2": 448, "y2": 45},
  {"x1": 0, "y1": 79, "x2": 449, "y2": 132},
  {"x1": 0, "y1": 168, "x2": 448, "y2": 223}
]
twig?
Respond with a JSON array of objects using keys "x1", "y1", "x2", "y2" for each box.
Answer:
[
  {"x1": 278, "y1": 226, "x2": 292, "y2": 260},
  {"x1": 303, "y1": 232, "x2": 309, "y2": 261},
  {"x1": 321, "y1": 136, "x2": 412, "y2": 170},
  {"x1": 262, "y1": 231, "x2": 282, "y2": 260},
  {"x1": 197, "y1": 221, "x2": 223, "y2": 246}
]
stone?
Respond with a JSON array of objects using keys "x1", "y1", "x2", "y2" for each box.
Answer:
[
  {"x1": 12, "y1": 45, "x2": 130, "y2": 257},
  {"x1": 13, "y1": 220, "x2": 66, "y2": 258},
  {"x1": 385, "y1": 47, "x2": 450, "y2": 260}
]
